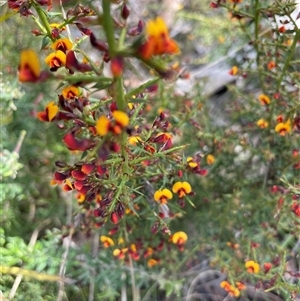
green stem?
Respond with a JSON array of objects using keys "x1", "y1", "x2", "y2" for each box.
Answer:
[
  {"x1": 268, "y1": 29, "x2": 300, "y2": 122},
  {"x1": 129, "y1": 144, "x2": 188, "y2": 166},
  {"x1": 102, "y1": 0, "x2": 116, "y2": 57},
  {"x1": 115, "y1": 77, "x2": 126, "y2": 111},
  {"x1": 13, "y1": 130, "x2": 26, "y2": 154},
  {"x1": 254, "y1": 0, "x2": 265, "y2": 92},
  {"x1": 56, "y1": 75, "x2": 113, "y2": 84},
  {"x1": 275, "y1": 30, "x2": 300, "y2": 92},
  {"x1": 32, "y1": 1, "x2": 54, "y2": 42},
  {"x1": 109, "y1": 175, "x2": 128, "y2": 212},
  {"x1": 125, "y1": 78, "x2": 160, "y2": 100},
  {"x1": 118, "y1": 27, "x2": 127, "y2": 49}
]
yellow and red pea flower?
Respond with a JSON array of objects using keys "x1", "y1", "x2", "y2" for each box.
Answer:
[
  {"x1": 267, "y1": 61, "x2": 276, "y2": 70},
  {"x1": 245, "y1": 260, "x2": 260, "y2": 274},
  {"x1": 186, "y1": 157, "x2": 198, "y2": 169},
  {"x1": 96, "y1": 110, "x2": 129, "y2": 136},
  {"x1": 275, "y1": 119, "x2": 291, "y2": 136},
  {"x1": 292, "y1": 202, "x2": 300, "y2": 217},
  {"x1": 18, "y1": 49, "x2": 41, "y2": 82},
  {"x1": 148, "y1": 258, "x2": 159, "y2": 268},
  {"x1": 128, "y1": 244, "x2": 140, "y2": 261},
  {"x1": 45, "y1": 50, "x2": 66, "y2": 72},
  {"x1": 63, "y1": 178, "x2": 74, "y2": 192},
  {"x1": 263, "y1": 262, "x2": 272, "y2": 273},
  {"x1": 220, "y1": 281, "x2": 240, "y2": 297},
  {"x1": 81, "y1": 163, "x2": 95, "y2": 175},
  {"x1": 206, "y1": 154, "x2": 215, "y2": 165},
  {"x1": 171, "y1": 231, "x2": 188, "y2": 245},
  {"x1": 128, "y1": 136, "x2": 142, "y2": 146},
  {"x1": 154, "y1": 188, "x2": 173, "y2": 204},
  {"x1": 138, "y1": 17, "x2": 180, "y2": 60},
  {"x1": 51, "y1": 38, "x2": 73, "y2": 53},
  {"x1": 172, "y1": 181, "x2": 192, "y2": 198},
  {"x1": 113, "y1": 248, "x2": 128, "y2": 259},
  {"x1": 229, "y1": 65, "x2": 239, "y2": 76},
  {"x1": 256, "y1": 118, "x2": 269, "y2": 129},
  {"x1": 226, "y1": 241, "x2": 239, "y2": 249},
  {"x1": 66, "y1": 50, "x2": 93, "y2": 73},
  {"x1": 144, "y1": 144, "x2": 156, "y2": 154},
  {"x1": 143, "y1": 247, "x2": 154, "y2": 258},
  {"x1": 71, "y1": 169, "x2": 87, "y2": 181},
  {"x1": 76, "y1": 192, "x2": 85, "y2": 203},
  {"x1": 258, "y1": 94, "x2": 271, "y2": 105},
  {"x1": 50, "y1": 23, "x2": 66, "y2": 32},
  {"x1": 62, "y1": 86, "x2": 80, "y2": 99},
  {"x1": 63, "y1": 132, "x2": 93, "y2": 151},
  {"x1": 153, "y1": 132, "x2": 172, "y2": 143},
  {"x1": 37, "y1": 101, "x2": 59, "y2": 122},
  {"x1": 153, "y1": 132, "x2": 173, "y2": 150},
  {"x1": 110, "y1": 57, "x2": 124, "y2": 77},
  {"x1": 235, "y1": 282, "x2": 246, "y2": 291},
  {"x1": 100, "y1": 235, "x2": 115, "y2": 248},
  {"x1": 276, "y1": 115, "x2": 284, "y2": 123}
]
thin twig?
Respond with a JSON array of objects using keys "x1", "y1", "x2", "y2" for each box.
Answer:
[
  {"x1": 9, "y1": 219, "x2": 51, "y2": 299},
  {"x1": 88, "y1": 232, "x2": 100, "y2": 301},
  {"x1": 57, "y1": 194, "x2": 73, "y2": 301}
]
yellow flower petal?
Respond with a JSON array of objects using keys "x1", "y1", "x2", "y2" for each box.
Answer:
[
  {"x1": 96, "y1": 115, "x2": 110, "y2": 136},
  {"x1": 112, "y1": 110, "x2": 129, "y2": 127},
  {"x1": 172, "y1": 231, "x2": 188, "y2": 244},
  {"x1": 19, "y1": 49, "x2": 41, "y2": 82},
  {"x1": 206, "y1": 154, "x2": 215, "y2": 165},
  {"x1": 258, "y1": 94, "x2": 271, "y2": 105},
  {"x1": 46, "y1": 101, "x2": 59, "y2": 121},
  {"x1": 52, "y1": 38, "x2": 73, "y2": 52},
  {"x1": 245, "y1": 260, "x2": 260, "y2": 273},
  {"x1": 181, "y1": 182, "x2": 192, "y2": 194}
]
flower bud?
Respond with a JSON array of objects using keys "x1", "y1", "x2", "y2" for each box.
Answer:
[{"x1": 121, "y1": 4, "x2": 130, "y2": 20}]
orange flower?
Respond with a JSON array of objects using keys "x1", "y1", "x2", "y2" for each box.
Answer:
[
  {"x1": 226, "y1": 242, "x2": 239, "y2": 249},
  {"x1": 110, "y1": 57, "x2": 123, "y2": 77},
  {"x1": 18, "y1": 49, "x2": 41, "y2": 82},
  {"x1": 258, "y1": 94, "x2": 271, "y2": 105},
  {"x1": 154, "y1": 188, "x2": 173, "y2": 204},
  {"x1": 263, "y1": 262, "x2": 272, "y2": 273},
  {"x1": 45, "y1": 50, "x2": 66, "y2": 72},
  {"x1": 96, "y1": 111, "x2": 129, "y2": 136},
  {"x1": 76, "y1": 193, "x2": 85, "y2": 203},
  {"x1": 62, "y1": 86, "x2": 80, "y2": 99},
  {"x1": 154, "y1": 132, "x2": 172, "y2": 143},
  {"x1": 148, "y1": 259, "x2": 159, "y2": 268},
  {"x1": 235, "y1": 282, "x2": 246, "y2": 290},
  {"x1": 245, "y1": 260, "x2": 260, "y2": 273},
  {"x1": 138, "y1": 17, "x2": 180, "y2": 60},
  {"x1": 52, "y1": 38, "x2": 73, "y2": 53},
  {"x1": 206, "y1": 154, "x2": 215, "y2": 165},
  {"x1": 275, "y1": 119, "x2": 291, "y2": 136},
  {"x1": 256, "y1": 119, "x2": 269, "y2": 129},
  {"x1": 37, "y1": 101, "x2": 59, "y2": 122},
  {"x1": 172, "y1": 181, "x2": 192, "y2": 198},
  {"x1": 100, "y1": 236, "x2": 114, "y2": 248},
  {"x1": 267, "y1": 61, "x2": 276, "y2": 70},
  {"x1": 171, "y1": 231, "x2": 188, "y2": 245},
  {"x1": 220, "y1": 281, "x2": 240, "y2": 297},
  {"x1": 229, "y1": 65, "x2": 238, "y2": 76},
  {"x1": 113, "y1": 248, "x2": 128, "y2": 259}
]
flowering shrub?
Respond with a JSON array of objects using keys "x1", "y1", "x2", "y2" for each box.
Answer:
[{"x1": 1, "y1": 0, "x2": 299, "y2": 300}]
